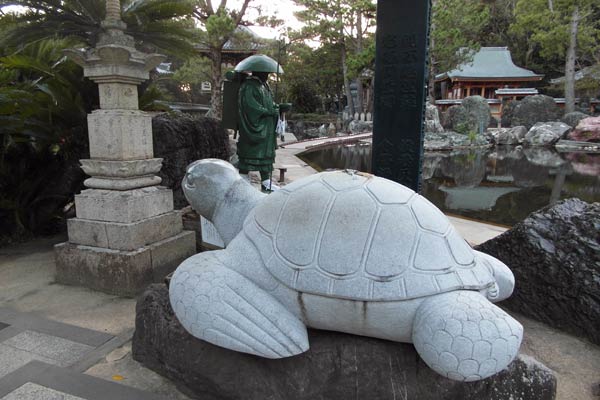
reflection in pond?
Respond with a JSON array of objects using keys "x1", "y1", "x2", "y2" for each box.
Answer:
[{"x1": 298, "y1": 144, "x2": 600, "y2": 226}]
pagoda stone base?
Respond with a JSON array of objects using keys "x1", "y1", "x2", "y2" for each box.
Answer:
[
  {"x1": 55, "y1": 231, "x2": 195, "y2": 297},
  {"x1": 66, "y1": 211, "x2": 184, "y2": 251},
  {"x1": 74, "y1": 187, "x2": 174, "y2": 224}
]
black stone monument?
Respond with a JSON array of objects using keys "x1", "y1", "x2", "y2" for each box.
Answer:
[{"x1": 372, "y1": 0, "x2": 431, "y2": 192}]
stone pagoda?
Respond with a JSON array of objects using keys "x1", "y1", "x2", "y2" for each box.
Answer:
[{"x1": 55, "y1": 0, "x2": 195, "y2": 296}]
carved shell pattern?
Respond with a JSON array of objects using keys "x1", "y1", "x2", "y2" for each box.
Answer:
[{"x1": 244, "y1": 171, "x2": 496, "y2": 301}]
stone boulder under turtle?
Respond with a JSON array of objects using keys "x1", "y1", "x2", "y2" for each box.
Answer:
[
  {"x1": 133, "y1": 284, "x2": 557, "y2": 400},
  {"x1": 476, "y1": 198, "x2": 600, "y2": 345}
]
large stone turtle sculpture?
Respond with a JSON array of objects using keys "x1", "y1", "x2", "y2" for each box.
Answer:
[{"x1": 170, "y1": 159, "x2": 523, "y2": 382}]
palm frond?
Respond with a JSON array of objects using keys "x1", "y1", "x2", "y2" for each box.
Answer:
[{"x1": 1, "y1": 0, "x2": 196, "y2": 56}]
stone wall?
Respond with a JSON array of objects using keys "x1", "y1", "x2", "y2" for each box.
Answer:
[{"x1": 152, "y1": 113, "x2": 230, "y2": 208}]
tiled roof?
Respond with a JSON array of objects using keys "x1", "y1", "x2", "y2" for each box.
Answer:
[{"x1": 436, "y1": 47, "x2": 543, "y2": 81}]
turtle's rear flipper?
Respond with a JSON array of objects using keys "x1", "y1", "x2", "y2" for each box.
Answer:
[
  {"x1": 169, "y1": 251, "x2": 309, "y2": 359},
  {"x1": 412, "y1": 290, "x2": 523, "y2": 382}
]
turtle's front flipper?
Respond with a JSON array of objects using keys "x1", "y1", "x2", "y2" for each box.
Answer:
[
  {"x1": 412, "y1": 290, "x2": 523, "y2": 382},
  {"x1": 169, "y1": 251, "x2": 309, "y2": 359}
]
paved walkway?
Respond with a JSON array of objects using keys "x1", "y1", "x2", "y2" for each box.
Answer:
[{"x1": 0, "y1": 238, "x2": 189, "y2": 400}]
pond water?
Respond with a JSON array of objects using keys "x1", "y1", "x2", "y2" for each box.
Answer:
[{"x1": 298, "y1": 143, "x2": 600, "y2": 226}]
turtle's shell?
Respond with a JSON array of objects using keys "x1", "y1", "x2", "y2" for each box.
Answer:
[{"x1": 243, "y1": 171, "x2": 496, "y2": 301}]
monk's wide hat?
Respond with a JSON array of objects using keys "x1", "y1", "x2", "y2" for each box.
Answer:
[{"x1": 234, "y1": 54, "x2": 284, "y2": 74}]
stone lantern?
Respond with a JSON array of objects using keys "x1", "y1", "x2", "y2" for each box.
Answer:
[{"x1": 55, "y1": 0, "x2": 195, "y2": 296}]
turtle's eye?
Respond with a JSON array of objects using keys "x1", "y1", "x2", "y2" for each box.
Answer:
[{"x1": 184, "y1": 173, "x2": 196, "y2": 189}]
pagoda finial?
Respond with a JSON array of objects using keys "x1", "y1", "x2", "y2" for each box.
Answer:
[
  {"x1": 98, "y1": 0, "x2": 134, "y2": 46},
  {"x1": 105, "y1": 0, "x2": 122, "y2": 22}
]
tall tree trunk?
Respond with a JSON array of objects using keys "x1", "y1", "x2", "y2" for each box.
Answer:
[
  {"x1": 341, "y1": 41, "x2": 355, "y2": 116},
  {"x1": 210, "y1": 47, "x2": 223, "y2": 119},
  {"x1": 565, "y1": 5, "x2": 580, "y2": 114},
  {"x1": 355, "y1": 10, "x2": 364, "y2": 114}
]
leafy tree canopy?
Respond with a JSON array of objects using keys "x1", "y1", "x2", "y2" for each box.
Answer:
[
  {"x1": 510, "y1": 0, "x2": 600, "y2": 75},
  {"x1": 431, "y1": 0, "x2": 490, "y2": 75}
]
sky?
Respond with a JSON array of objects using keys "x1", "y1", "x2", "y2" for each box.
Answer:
[
  {"x1": 1, "y1": 5, "x2": 25, "y2": 13},
  {"x1": 230, "y1": 0, "x2": 305, "y2": 39}
]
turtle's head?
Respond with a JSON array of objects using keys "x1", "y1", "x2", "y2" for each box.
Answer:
[{"x1": 183, "y1": 159, "x2": 241, "y2": 221}]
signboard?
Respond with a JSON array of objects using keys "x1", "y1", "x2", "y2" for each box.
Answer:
[{"x1": 372, "y1": 0, "x2": 431, "y2": 192}]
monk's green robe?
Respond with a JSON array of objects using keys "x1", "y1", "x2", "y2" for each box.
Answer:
[{"x1": 237, "y1": 76, "x2": 279, "y2": 173}]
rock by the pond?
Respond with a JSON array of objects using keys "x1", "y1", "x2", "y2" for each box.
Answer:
[
  {"x1": 462, "y1": 96, "x2": 491, "y2": 133},
  {"x1": 476, "y1": 198, "x2": 600, "y2": 345},
  {"x1": 133, "y1": 284, "x2": 557, "y2": 400},
  {"x1": 318, "y1": 124, "x2": 328, "y2": 136},
  {"x1": 501, "y1": 95, "x2": 561, "y2": 129},
  {"x1": 493, "y1": 126, "x2": 527, "y2": 145},
  {"x1": 425, "y1": 101, "x2": 444, "y2": 133},
  {"x1": 348, "y1": 119, "x2": 373, "y2": 134},
  {"x1": 561, "y1": 111, "x2": 589, "y2": 129},
  {"x1": 425, "y1": 131, "x2": 490, "y2": 150},
  {"x1": 324, "y1": 122, "x2": 335, "y2": 138},
  {"x1": 287, "y1": 120, "x2": 323, "y2": 140},
  {"x1": 568, "y1": 116, "x2": 600, "y2": 143},
  {"x1": 445, "y1": 97, "x2": 491, "y2": 134},
  {"x1": 424, "y1": 135, "x2": 452, "y2": 150},
  {"x1": 445, "y1": 104, "x2": 469, "y2": 132},
  {"x1": 523, "y1": 122, "x2": 571, "y2": 146}
]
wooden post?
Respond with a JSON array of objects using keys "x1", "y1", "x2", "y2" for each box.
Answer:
[{"x1": 372, "y1": 0, "x2": 431, "y2": 191}]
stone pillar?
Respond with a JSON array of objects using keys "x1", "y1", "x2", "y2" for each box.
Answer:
[
  {"x1": 372, "y1": 0, "x2": 431, "y2": 191},
  {"x1": 55, "y1": 6, "x2": 195, "y2": 297}
]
